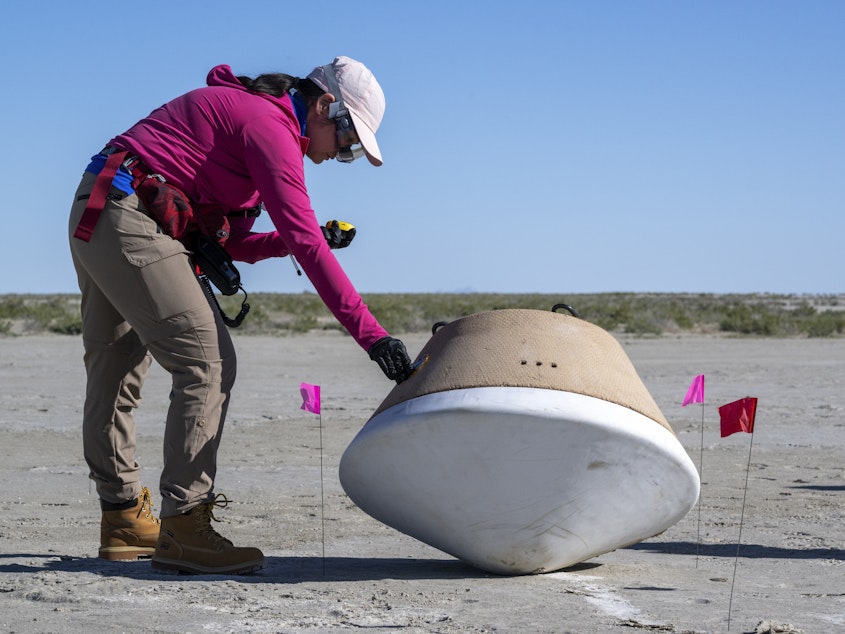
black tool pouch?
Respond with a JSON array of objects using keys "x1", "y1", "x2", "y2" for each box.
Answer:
[{"x1": 192, "y1": 235, "x2": 250, "y2": 328}]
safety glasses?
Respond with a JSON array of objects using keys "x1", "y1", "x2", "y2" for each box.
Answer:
[{"x1": 320, "y1": 64, "x2": 365, "y2": 163}]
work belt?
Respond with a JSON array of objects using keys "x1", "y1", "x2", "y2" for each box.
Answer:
[
  {"x1": 73, "y1": 147, "x2": 261, "y2": 242},
  {"x1": 226, "y1": 206, "x2": 262, "y2": 219},
  {"x1": 73, "y1": 147, "x2": 252, "y2": 327}
]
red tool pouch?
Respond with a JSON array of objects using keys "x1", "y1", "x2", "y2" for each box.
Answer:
[
  {"x1": 134, "y1": 178, "x2": 232, "y2": 247},
  {"x1": 133, "y1": 177, "x2": 195, "y2": 240}
]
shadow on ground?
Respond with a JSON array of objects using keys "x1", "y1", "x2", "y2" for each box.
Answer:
[
  {"x1": 627, "y1": 540, "x2": 845, "y2": 560},
  {"x1": 0, "y1": 553, "x2": 606, "y2": 583}
]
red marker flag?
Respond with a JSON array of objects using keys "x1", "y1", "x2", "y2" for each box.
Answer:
[
  {"x1": 300, "y1": 382, "x2": 321, "y2": 415},
  {"x1": 682, "y1": 374, "x2": 705, "y2": 406},
  {"x1": 718, "y1": 397, "x2": 757, "y2": 437}
]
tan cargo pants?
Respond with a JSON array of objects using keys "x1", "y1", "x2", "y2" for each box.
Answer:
[{"x1": 68, "y1": 171, "x2": 236, "y2": 517}]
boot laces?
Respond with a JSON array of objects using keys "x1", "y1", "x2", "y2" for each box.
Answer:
[
  {"x1": 194, "y1": 493, "x2": 232, "y2": 547},
  {"x1": 138, "y1": 486, "x2": 161, "y2": 525}
]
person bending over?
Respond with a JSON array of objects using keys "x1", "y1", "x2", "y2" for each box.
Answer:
[{"x1": 68, "y1": 56, "x2": 413, "y2": 575}]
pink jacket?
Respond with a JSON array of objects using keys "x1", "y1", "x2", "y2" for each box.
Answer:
[{"x1": 110, "y1": 65, "x2": 388, "y2": 350}]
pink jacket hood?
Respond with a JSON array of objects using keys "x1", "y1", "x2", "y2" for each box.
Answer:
[{"x1": 207, "y1": 64, "x2": 244, "y2": 90}]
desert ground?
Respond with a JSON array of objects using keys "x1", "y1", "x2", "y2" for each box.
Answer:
[{"x1": 0, "y1": 331, "x2": 842, "y2": 633}]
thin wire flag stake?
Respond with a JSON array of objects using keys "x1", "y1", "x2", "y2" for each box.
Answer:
[
  {"x1": 718, "y1": 396, "x2": 758, "y2": 632},
  {"x1": 681, "y1": 374, "x2": 705, "y2": 568},
  {"x1": 300, "y1": 382, "x2": 325, "y2": 576}
]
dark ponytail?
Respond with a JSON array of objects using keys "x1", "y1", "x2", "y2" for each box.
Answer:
[{"x1": 236, "y1": 73, "x2": 325, "y2": 102}]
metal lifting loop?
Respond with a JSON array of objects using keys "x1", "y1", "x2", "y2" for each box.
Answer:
[
  {"x1": 551, "y1": 303, "x2": 581, "y2": 318},
  {"x1": 432, "y1": 321, "x2": 449, "y2": 335}
]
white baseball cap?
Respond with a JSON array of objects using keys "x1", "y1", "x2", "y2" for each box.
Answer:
[{"x1": 307, "y1": 56, "x2": 385, "y2": 166}]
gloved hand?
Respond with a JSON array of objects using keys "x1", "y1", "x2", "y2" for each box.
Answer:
[
  {"x1": 322, "y1": 220, "x2": 356, "y2": 249},
  {"x1": 368, "y1": 336, "x2": 414, "y2": 384}
]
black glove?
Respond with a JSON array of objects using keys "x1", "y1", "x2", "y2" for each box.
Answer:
[
  {"x1": 322, "y1": 220, "x2": 356, "y2": 249},
  {"x1": 368, "y1": 336, "x2": 414, "y2": 384}
]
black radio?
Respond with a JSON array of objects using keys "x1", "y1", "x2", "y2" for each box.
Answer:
[{"x1": 193, "y1": 235, "x2": 240, "y2": 296}]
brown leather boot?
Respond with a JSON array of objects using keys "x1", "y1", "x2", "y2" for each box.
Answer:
[
  {"x1": 151, "y1": 494, "x2": 264, "y2": 575},
  {"x1": 99, "y1": 486, "x2": 161, "y2": 561}
]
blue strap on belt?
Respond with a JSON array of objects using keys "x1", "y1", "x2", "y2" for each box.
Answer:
[
  {"x1": 74, "y1": 151, "x2": 129, "y2": 242},
  {"x1": 85, "y1": 152, "x2": 135, "y2": 195}
]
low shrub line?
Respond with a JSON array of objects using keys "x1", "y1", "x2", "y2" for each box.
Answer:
[{"x1": 2, "y1": 292, "x2": 844, "y2": 338}]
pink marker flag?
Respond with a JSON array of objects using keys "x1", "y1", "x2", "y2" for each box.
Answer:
[
  {"x1": 682, "y1": 374, "x2": 705, "y2": 406},
  {"x1": 300, "y1": 382, "x2": 321, "y2": 415},
  {"x1": 718, "y1": 397, "x2": 757, "y2": 437}
]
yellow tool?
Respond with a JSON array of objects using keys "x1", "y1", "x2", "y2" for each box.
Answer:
[
  {"x1": 324, "y1": 220, "x2": 356, "y2": 249},
  {"x1": 289, "y1": 220, "x2": 357, "y2": 276},
  {"x1": 326, "y1": 220, "x2": 355, "y2": 233}
]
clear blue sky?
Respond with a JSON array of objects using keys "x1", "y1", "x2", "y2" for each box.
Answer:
[{"x1": 1, "y1": 1, "x2": 842, "y2": 294}]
